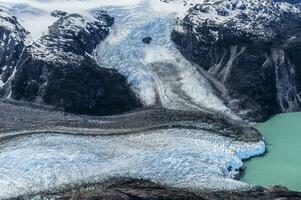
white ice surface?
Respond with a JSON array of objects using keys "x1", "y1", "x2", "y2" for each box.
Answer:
[
  {"x1": 95, "y1": 1, "x2": 235, "y2": 118},
  {"x1": 0, "y1": 129, "x2": 265, "y2": 199}
]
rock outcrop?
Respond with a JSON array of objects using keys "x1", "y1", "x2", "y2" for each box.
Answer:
[
  {"x1": 171, "y1": 0, "x2": 301, "y2": 121},
  {"x1": 0, "y1": 10, "x2": 142, "y2": 115},
  {"x1": 142, "y1": 36, "x2": 152, "y2": 44}
]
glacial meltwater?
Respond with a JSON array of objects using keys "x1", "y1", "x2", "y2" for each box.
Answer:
[{"x1": 241, "y1": 112, "x2": 301, "y2": 191}]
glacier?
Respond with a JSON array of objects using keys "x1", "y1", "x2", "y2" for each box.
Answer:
[
  {"x1": 95, "y1": 1, "x2": 235, "y2": 117},
  {"x1": 0, "y1": 129, "x2": 265, "y2": 199}
]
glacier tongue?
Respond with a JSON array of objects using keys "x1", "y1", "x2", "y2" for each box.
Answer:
[
  {"x1": 0, "y1": 130, "x2": 265, "y2": 199},
  {"x1": 95, "y1": 1, "x2": 234, "y2": 116}
]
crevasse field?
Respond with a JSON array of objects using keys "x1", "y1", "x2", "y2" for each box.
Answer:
[{"x1": 0, "y1": 129, "x2": 265, "y2": 199}]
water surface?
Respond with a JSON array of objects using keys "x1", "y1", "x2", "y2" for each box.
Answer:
[{"x1": 241, "y1": 112, "x2": 301, "y2": 191}]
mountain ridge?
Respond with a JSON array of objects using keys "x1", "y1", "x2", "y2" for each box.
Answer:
[
  {"x1": 0, "y1": 9, "x2": 142, "y2": 115},
  {"x1": 171, "y1": 0, "x2": 301, "y2": 121}
]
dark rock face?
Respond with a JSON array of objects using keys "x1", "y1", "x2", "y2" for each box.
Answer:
[
  {"x1": 0, "y1": 9, "x2": 27, "y2": 96},
  {"x1": 142, "y1": 36, "x2": 152, "y2": 44},
  {"x1": 0, "y1": 11, "x2": 142, "y2": 116},
  {"x1": 26, "y1": 179, "x2": 301, "y2": 200},
  {"x1": 171, "y1": 0, "x2": 301, "y2": 121}
]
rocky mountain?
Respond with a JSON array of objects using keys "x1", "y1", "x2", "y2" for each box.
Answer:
[
  {"x1": 171, "y1": 0, "x2": 301, "y2": 121},
  {"x1": 0, "y1": 9, "x2": 28, "y2": 91},
  {"x1": 0, "y1": 9, "x2": 142, "y2": 115},
  {"x1": 2, "y1": 0, "x2": 301, "y2": 121}
]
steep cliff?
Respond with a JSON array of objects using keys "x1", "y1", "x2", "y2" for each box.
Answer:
[
  {"x1": 171, "y1": 0, "x2": 301, "y2": 121},
  {"x1": 0, "y1": 9, "x2": 27, "y2": 95}
]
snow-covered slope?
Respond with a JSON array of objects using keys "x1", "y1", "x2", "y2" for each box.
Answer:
[
  {"x1": 176, "y1": 0, "x2": 300, "y2": 41},
  {"x1": 0, "y1": 0, "x2": 147, "y2": 40},
  {"x1": 30, "y1": 11, "x2": 113, "y2": 65}
]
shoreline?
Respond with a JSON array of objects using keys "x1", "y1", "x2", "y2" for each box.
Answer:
[
  {"x1": 241, "y1": 113, "x2": 301, "y2": 192},
  {"x1": 20, "y1": 179, "x2": 301, "y2": 200}
]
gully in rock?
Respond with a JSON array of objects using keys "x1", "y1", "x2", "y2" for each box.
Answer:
[{"x1": 171, "y1": 0, "x2": 301, "y2": 122}]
